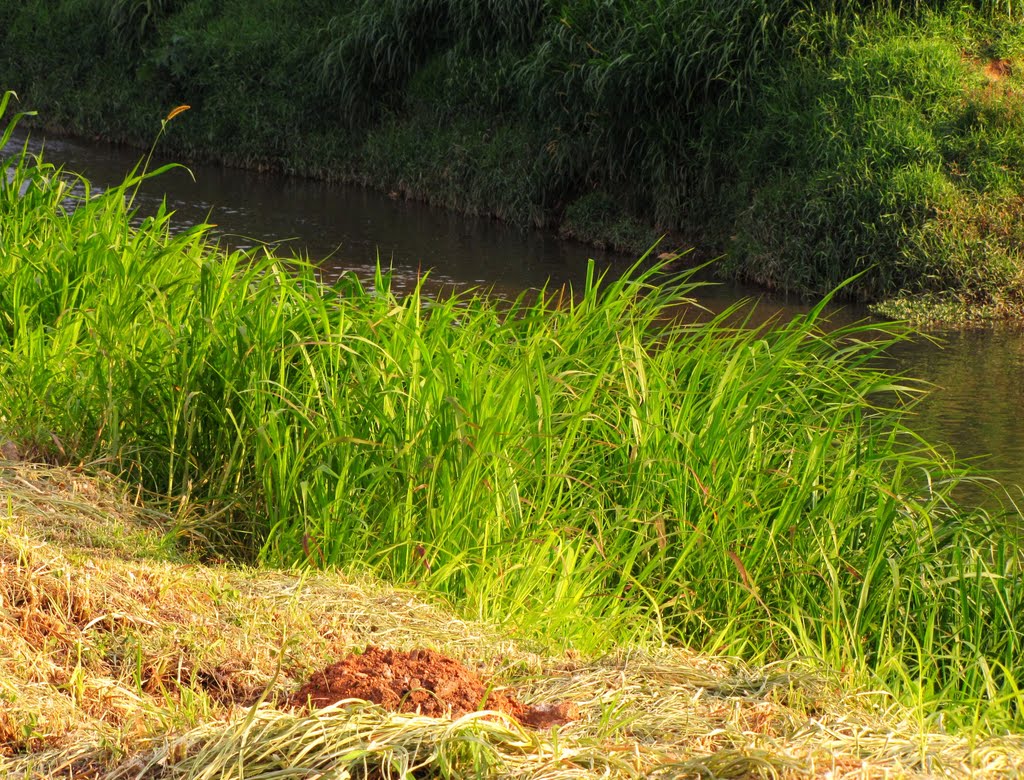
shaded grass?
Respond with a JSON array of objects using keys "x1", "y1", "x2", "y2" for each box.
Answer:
[{"x1": 1, "y1": 104, "x2": 1023, "y2": 729}]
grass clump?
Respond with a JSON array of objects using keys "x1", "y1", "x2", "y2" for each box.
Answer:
[{"x1": 1, "y1": 100, "x2": 1023, "y2": 730}]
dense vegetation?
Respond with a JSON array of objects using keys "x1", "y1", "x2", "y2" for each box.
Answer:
[
  {"x1": 0, "y1": 1, "x2": 1023, "y2": 317},
  {"x1": 2, "y1": 100, "x2": 1022, "y2": 729}
]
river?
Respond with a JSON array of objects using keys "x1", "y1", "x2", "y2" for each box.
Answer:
[{"x1": 7, "y1": 130, "x2": 1024, "y2": 502}]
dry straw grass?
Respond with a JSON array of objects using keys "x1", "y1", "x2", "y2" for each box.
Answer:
[{"x1": 2, "y1": 462, "x2": 1023, "y2": 779}]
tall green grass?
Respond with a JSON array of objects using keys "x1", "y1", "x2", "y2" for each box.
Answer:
[
  {"x1": 2, "y1": 100, "x2": 1022, "y2": 727},
  {"x1": 314, "y1": 0, "x2": 1024, "y2": 227}
]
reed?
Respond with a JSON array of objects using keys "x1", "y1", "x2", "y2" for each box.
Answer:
[{"x1": 2, "y1": 100, "x2": 1022, "y2": 727}]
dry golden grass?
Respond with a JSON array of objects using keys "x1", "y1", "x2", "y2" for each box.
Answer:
[{"x1": 2, "y1": 462, "x2": 1023, "y2": 779}]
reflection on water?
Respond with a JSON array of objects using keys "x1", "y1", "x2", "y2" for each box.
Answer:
[
  {"x1": 6, "y1": 130, "x2": 632, "y2": 296},
  {"x1": 886, "y1": 331, "x2": 1024, "y2": 493},
  {"x1": 5, "y1": 129, "x2": 1024, "y2": 499}
]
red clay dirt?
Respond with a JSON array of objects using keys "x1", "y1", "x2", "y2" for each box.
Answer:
[
  {"x1": 985, "y1": 58, "x2": 1013, "y2": 82},
  {"x1": 290, "y1": 646, "x2": 579, "y2": 729}
]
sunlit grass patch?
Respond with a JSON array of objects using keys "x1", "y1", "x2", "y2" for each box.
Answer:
[{"x1": 730, "y1": 11, "x2": 1024, "y2": 310}]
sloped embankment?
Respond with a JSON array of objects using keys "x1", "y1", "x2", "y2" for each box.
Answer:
[{"x1": 2, "y1": 462, "x2": 1023, "y2": 779}]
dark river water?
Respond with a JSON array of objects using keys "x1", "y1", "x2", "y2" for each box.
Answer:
[{"x1": 7, "y1": 130, "x2": 1024, "y2": 502}]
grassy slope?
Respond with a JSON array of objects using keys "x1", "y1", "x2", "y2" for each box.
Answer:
[
  {"x1": 3, "y1": 462, "x2": 1024, "y2": 779},
  {"x1": 0, "y1": 3, "x2": 1023, "y2": 320},
  {"x1": 730, "y1": 12, "x2": 1024, "y2": 323}
]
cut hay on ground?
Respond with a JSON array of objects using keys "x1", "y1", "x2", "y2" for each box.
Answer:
[{"x1": 2, "y1": 463, "x2": 1023, "y2": 778}]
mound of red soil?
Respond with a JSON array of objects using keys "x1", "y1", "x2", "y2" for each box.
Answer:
[
  {"x1": 290, "y1": 646, "x2": 579, "y2": 729},
  {"x1": 985, "y1": 58, "x2": 1013, "y2": 82}
]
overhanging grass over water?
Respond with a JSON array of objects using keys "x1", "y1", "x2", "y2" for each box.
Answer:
[{"x1": 1, "y1": 107, "x2": 1022, "y2": 728}]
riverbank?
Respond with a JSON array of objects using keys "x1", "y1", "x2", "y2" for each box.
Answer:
[
  {"x1": 4, "y1": 462, "x2": 1024, "y2": 779},
  {"x1": 1, "y1": 2, "x2": 1023, "y2": 323},
  {"x1": 3, "y1": 100, "x2": 1024, "y2": 740}
]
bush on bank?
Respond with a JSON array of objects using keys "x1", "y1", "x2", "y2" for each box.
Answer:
[
  {"x1": 2, "y1": 100, "x2": 1022, "y2": 728},
  {"x1": 0, "y1": 2, "x2": 1023, "y2": 317},
  {"x1": 731, "y1": 13, "x2": 1024, "y2": 316}
]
